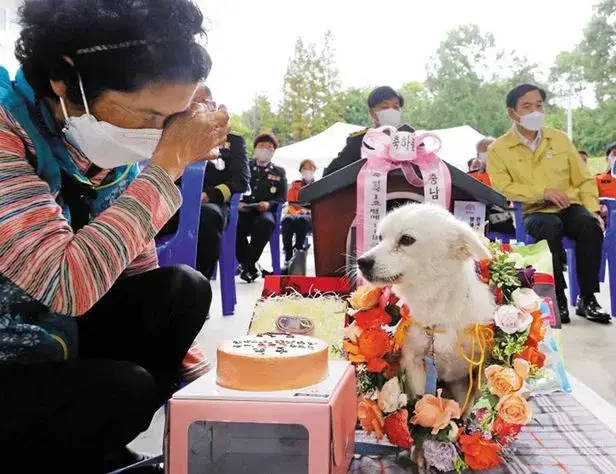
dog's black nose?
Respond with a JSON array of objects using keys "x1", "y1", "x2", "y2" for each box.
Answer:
[{"x1": 357, "y1": 257, "x2": 375, "y2": 274}]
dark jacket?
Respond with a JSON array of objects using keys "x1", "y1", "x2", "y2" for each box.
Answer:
[
  {"x1": 323, "y1": 129, "x2": 367, "y2": 177},
  {"x1": 203, "y1": 132, "x2": 250, "y2": 203},
  {"x1": 243, "y1": 159, "x2": 287, "y2": 211}
]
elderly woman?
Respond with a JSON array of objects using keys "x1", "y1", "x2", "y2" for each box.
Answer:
[{"x1": 0, "y1": 1, "x2": 228, "y2": 473}]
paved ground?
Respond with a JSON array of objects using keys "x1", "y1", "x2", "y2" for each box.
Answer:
[{"x1": 130, "y1": 247, "x2": 616, "y2": 457}]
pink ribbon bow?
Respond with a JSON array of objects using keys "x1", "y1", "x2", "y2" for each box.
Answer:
[{"x1": 356, "y1": 126, "x2": 452, "y2": 257}]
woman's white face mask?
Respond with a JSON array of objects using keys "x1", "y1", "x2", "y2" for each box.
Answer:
[{"x1": 60, "y1": 74, "x2": 163, "y2": 169}]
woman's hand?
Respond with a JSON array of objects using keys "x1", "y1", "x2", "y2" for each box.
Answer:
[{"x1": 151, "y1": 103, "x2": 230, "y2": 181}]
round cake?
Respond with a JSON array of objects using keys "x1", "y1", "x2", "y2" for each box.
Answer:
[{"x1": 216, "y1": 333, "x2": 329, "y2": 391}]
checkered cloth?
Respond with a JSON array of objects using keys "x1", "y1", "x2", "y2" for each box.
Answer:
[{"x1": 349, "y1": 393, "x2": 616, "y2": 473}]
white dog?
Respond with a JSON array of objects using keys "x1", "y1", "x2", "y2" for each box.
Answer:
[{"x1": 357, "y1": 203, "x2": 495, "y2": 410}]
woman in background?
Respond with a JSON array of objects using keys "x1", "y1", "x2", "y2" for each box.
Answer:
[{"x1": 282, "y1": 159, "x2": 317, "y2": 268}]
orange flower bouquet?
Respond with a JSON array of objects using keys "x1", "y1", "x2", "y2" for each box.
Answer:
[{"x1": 344, "y1": 242, "x2": 564, "y2": 472}]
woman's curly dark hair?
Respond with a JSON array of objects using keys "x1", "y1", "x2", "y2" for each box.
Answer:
[{"x1": 16, "y1": 0, "x2": 212, "y2": 104}]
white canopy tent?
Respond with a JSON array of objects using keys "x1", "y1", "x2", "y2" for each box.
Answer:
[
  {"x1": 274, "y1": 122, "x2": 486, "y2": 182},
  {"x1": 415, "y1": 125, "x2": 487, "y2": 171},
  {"x1": 273, "y1": 122, "x2": 364, "y2": 181}
]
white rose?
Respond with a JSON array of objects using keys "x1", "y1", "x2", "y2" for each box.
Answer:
[
  {"x1": 512, "y1": 288, "x2": 543, "y2": 313},
  {"x1": 493, "y1": 305, "x2": 533, "y2": 334},
  {"x1": 448, "y1": 421, "x2": 460, "y2": 442},
  {"x1": 378, "y1": 378, "x2": 404, "y2": 414},
  {"x1": 343, "y1": 322, "x2": 362, "y2": 343}
]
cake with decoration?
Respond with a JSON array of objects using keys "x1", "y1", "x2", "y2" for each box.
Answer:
[{"x1": 216, "y1": 333, "x2": 329, "y2": 391}]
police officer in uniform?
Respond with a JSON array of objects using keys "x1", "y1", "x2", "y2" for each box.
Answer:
[
  {"x1": 237, "y1": 133, "x2": 287, "y2": 282},
  {"x1": 323, "y1": 86, "x2": 405, "y2": 177},
  {"x1": 157, "y1": 85, "x2": 250, "y2": 279}
]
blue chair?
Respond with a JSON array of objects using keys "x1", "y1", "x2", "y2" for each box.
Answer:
[
  {"x1": 156, "y1": 162, "x2": 207, "y2": 269},
  {"x1": 601, "y1": 199, "x2": 616, "y2": 314},
  {"x1": 214, "y1": 199, "x2": 282, "y2": 313},
  {"x1": 213, "y1": 193, "x2": 241, "y2": 316},
  {"x1": 502, "y1": 201, "x2": 615, "y2": 314}
]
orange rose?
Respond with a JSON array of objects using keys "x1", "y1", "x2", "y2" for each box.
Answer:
[
  {"x1": 349, "y1": 285, "x2": 381, "y2": 311},
  {"x1": 342, "y1": 340, "x2": 365, "y2": 364},
  {"x1": 354, "y1": 307, "x2": 391, "y2": 330},
  {"x1": 485, "y1": 359, "x2": 529, "y2": 398},
  {"x1": 357, "y1": 397, "x2": 384, "y2": 439},
  {"x1": 459, "y1": 433, "x2": 503, "y2": 470},
  {"x1": 358, "y1": 328, "x2": 392, "y2": 360},
  {"x1": 479, "y1": 259, "x2": 491, "y2": 283},
  {"x1": 517, "y1": 345, "x2": 546, "y2": 369},
  {"x1": 496, "y1": 392, "x2": 532, "y2": 425},
  {"x1": 527, "y1": 311, "x2": 546, "y2": 348},
  {"x1": 410, "y1": 389, "x2": 462, "y2": 435}
]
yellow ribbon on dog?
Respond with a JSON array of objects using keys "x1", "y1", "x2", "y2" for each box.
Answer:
[{"x1": 457, "y1": 323, "x2": 494, "y2": 413}]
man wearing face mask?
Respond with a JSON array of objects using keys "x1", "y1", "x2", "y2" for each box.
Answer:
[
  {"x1": 488, "y1": 84, "x2": 609, "y2": 325},
  {"x1": 237, "y1": 133, "x2": 287, "y2": 282},
  {"x1": 282, "y1": 159, "x2": 317, "y2": 268},
  {"x1": 323, "y1": 86, "x2": 404, "y2": 176}
]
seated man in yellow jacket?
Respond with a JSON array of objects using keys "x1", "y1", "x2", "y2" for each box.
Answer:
[{"x1": 488, "y1": 83, "x2": 610, "y2": 325}]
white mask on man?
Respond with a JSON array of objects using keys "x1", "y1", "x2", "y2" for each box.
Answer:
[
  {"x1": 518, "y1": 111, "x2": 545, "y2": 132},
  {"x1": 60, "y1": 74, "x2": 162, "y2": 169},
  {"x1": 376, "y1": 108, "x2": 402, "y2": 128},
  {"x1": 478, "y1": 152, "x2": 488, "y2": 164},
  {"x1": 301, "y1": 170, "x2": 315, "y2": 182},
  {"x1": 255, "y1": 148, "x2": 274, "y2": 164}
]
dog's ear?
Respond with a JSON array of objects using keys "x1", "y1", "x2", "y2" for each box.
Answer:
[{"x1": 449, "y1": 221, "x2": 492, "y2": 262}]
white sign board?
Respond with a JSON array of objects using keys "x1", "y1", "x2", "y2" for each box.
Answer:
[{"x1": 454, "y1": 201, "x2": 487, "y2": 232}]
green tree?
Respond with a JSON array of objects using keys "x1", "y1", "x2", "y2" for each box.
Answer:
[
  {"x1": 277, "y1": 31, "x2": 345, "y2": 144},
  {"x1": 242, "y1": 95, "x2": 276, "y2": 139},
  {"x1": 399, "y1": 81, "x2": 430, "y2": 129},
  {"x1": 342, "y1": 87, "x2": 371, "y2": 126},
  {"x1": 229, "y1": 114, "x2": 255, "y2": 155},
  {"x1": 577, "y1": 0, "x2": 616, "y2": 103},
  {"x1": 550, "y1": 0, "x2": 616, "y2": 155},
  {"x1": 422, "y1": 24, "x2": 538, "y2": 138}
]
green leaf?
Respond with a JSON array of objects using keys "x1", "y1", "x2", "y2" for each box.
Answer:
[
  {"x1": 454, "y1": 455, "x2": 469, "y2": 474},
  {"x1": 436, "y1": 428, "x2": 451, "y2": 442},
  {"x1": 472, "y1": 394, "x2": 497, "y2": 412}
]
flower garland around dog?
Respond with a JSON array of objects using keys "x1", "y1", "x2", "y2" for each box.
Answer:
[{"x1": 344, "y1": 243, "x2": 550, "y2": 472}]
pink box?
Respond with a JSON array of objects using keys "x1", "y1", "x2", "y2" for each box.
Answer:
[{"x1": 166, "y1": 361, "x2": 357, "y2": 474}]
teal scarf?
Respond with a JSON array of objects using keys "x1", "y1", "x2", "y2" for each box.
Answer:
[{"x1": 0, "y1": 66, "x2": 139, "y2": 223}]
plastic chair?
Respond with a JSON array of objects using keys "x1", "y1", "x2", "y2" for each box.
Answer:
[
  {"x1": 269, "y1": 204, "x2": 283, "y2": 275},
  {"x1": 601, "y1": 199, "x2": 616, "y2": 315},
  {"x1": 504, "y1": 202, "x2": 578, "y2": 303},
  {"x1": 156, "y1": 162, "x2": 206, "y2": 269},
  {"x1": 507, "y1": 201, "x2": 616, "y2": 314},
  {"x1": 214, "y1": 194, "x2": 241, "y2": 316}
]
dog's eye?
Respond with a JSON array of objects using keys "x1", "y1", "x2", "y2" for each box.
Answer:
[
  {"x1": 399, "y1": 235, "x2": 416, "y2": 247},
  {"x1": 378, "y1": 235, "x2": 383, "y2": 242}
]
